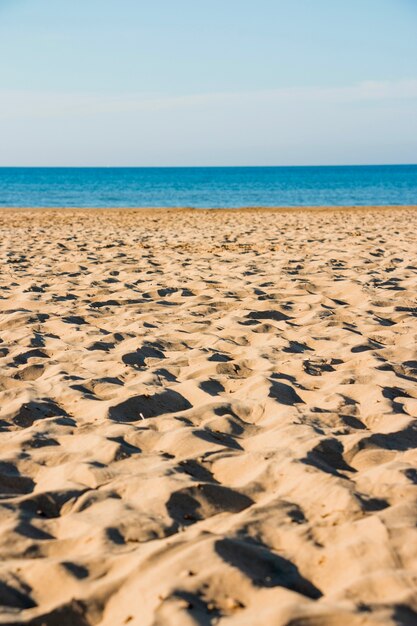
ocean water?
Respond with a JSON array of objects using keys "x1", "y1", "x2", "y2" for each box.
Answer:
[{"x1": 0, "y1": 165, "x2": 416, "y2": 208}]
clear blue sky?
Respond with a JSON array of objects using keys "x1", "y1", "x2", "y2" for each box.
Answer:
[{"x1": 0, "y1": 0, "x2": 416, "y2": 166}]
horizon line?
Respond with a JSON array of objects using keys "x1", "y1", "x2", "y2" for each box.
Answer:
[{"x1": 0, "y1": 163, "x2": 416, "y2": 169}]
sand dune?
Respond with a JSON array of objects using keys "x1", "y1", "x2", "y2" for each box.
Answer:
[{"x1": 0, "y1": 206, "x2": 416, "y2": 625}]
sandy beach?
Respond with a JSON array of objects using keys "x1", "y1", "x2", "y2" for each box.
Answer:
[{"x1": 0, "y1": 206, "x2": 416, "y2": 626}]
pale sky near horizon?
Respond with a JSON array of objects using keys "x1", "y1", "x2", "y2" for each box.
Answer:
[{"x1": 0, "y1": 0, "x2": 416, "y2": 166}]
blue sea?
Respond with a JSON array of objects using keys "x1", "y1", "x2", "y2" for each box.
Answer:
[{"x1": 0, "y1": 165, "x2": 416, "y2": 208}]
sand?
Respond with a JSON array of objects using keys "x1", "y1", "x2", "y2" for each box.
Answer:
[{"x1": 0, "y1": 206, "x2": 416, "y2": 626}]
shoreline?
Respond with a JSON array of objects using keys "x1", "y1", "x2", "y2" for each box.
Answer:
[{"x1": 0, "y1": 204, "x2": 416, "y2": 213}]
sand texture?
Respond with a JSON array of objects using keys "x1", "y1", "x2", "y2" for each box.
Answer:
[{"x1": 0, "y1": 206, "x2": 416, "y2": 626}]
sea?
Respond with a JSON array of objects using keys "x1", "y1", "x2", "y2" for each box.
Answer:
[{"x1": 0, "y1": 165, "x2": 416, "y2": 208}]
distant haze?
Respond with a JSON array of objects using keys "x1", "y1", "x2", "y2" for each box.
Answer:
[{"x1": 1, "y1": 0, "x2": 416, "y2": 166}]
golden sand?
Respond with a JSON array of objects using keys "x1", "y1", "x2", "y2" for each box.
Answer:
[{"x1": 0, "y1": 206, "x2": 416, "y2": 625}]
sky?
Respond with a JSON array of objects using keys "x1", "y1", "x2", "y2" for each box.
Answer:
[{"x1": 0, "y1": 0, "x2": 416, "y2": 166}]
